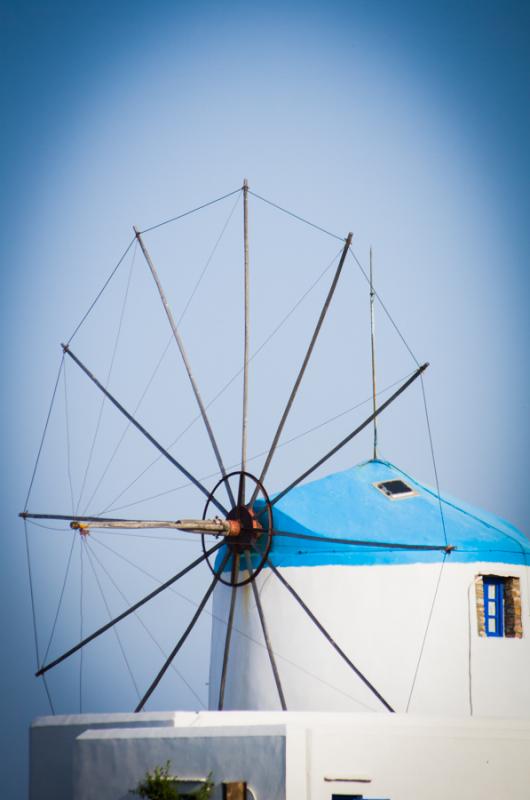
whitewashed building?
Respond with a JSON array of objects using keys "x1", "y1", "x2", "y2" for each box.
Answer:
[{"x1": 30, "y1": 458, "x2": 530, "y2": 799}]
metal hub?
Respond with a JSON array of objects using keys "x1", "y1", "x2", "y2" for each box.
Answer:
[
  {"x1": 226, "y1": 504, "x2": 260, "y2": 550},
  {"x1": 201, "y1": 470, "x2": 273, "y2": 587}
]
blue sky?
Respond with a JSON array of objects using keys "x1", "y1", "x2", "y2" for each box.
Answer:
[{"x1": 1, "y1": 1, "x2": 529, "y2": 795}]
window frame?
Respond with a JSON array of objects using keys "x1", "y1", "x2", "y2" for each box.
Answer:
[
  {"x1": 483, "y1": 576, "x2": 505, "y2": 637},
  {"x1": 373, "y1": 479, "x2": 417, "y2": 501}
]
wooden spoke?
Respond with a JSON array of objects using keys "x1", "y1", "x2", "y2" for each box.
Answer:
[
  {"x1": 21, "y1": 512, "x2": 232, "y2": 536},
  {"x1": 267, "y1": 363, "x2": 428, "y2": 511},
  {"x1": 249, "y1": 233, "x2": 353, "y2": 507},
  {"x1": 134, "y1": 227, "x2": 235, "y2": 510},
  {"x1": 262, "y1": 552, "x2": 394, "y2": 712},
  {"x1": 62, "y1": 344, "x2": 228, "y2": 516},
  {"x1": 135, "y1": 548, "x2": 231, "y2": 711},
  {"x1": 244, "y1": 549, "x2": 287, "y2": 710},
  {"x1": 239, "y1": 179, "x2": 250, "y2": 505},
  {"x1": 36, "y1": 541, "x2": 223, "y2": 677},
  {"x1": 217, "y1": 553, "x2": 240, "y2": 710}
]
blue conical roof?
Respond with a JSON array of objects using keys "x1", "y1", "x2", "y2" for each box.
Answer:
[{"x1": 259, "y1": 459, "x2": 530, "y2": 567}]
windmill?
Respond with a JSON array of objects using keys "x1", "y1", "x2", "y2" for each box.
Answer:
[{"x1": 22, "y1": 182, "x2": 530, "y2": 799}]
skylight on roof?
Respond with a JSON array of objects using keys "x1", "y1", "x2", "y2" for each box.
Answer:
[{"x1": 374, "y1": 479, "x2": 417, "y2": 500}]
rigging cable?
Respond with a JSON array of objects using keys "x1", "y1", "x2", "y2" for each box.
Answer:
[
  {"x1": 348, "y1": 247, "x2": 420, "y2": 367},
  {"x1": 43, "y1": 535, "x2": 77, "y2": 665},
  {"x1": 419, "y1": 375, "x2": 448, "y2": 547},
  {"x1": 248, "y1": 190, "x2": 344, "y2": 242},
  {"x1": 90, "y1": 535, "x2": 376, "y2": 712},
  {"x1": 76, "y1": 241, "x2": 137, "y2": 514},
  {"x1": 86, "y1": 541, "x2": 206, "y2": 708},
  {"x1": 67, "y1": 238, "x2": 135, "y2": 346},
  {"x1": 22, "y1": 353, "x2": 64, "y2": 712},
  {"x1": 406, "y1": 553, "x2": 447, "y2": 712},
  {"x1": 41, "y1": 675, "x2": 55, "y2": 715},
  {"x1": 177, "y1": 191, "x2": 242, "y2": 326},
  {"x1": 349, "y1": 245, "x2": 451, "y2": 705},
  {"x1": 262, "y1": 549, "x2": 393, "y2": 712},
  {"x1": 63, "y1": 361, "x2": 76, "y2": 515},
  {"x1": 98, "y1": 247, "x2": 343, "y2": 515},
  {"x1": 82, "y1": 192, "x2": 243, "y2": 515},
  {"x1": 140, "y1": 187, "x2": 242, "y2": 234},
  {"x1": 392, "y1": 462, "x2": 529, "y2": 543},
  {"x1": 272, "y1": 530, "x2": 450, "y2": 552},
  {"x1": 84, "y1": 542, "x2": 141, "y2": 702},
  {"x1": 348, "y1": 246, "x2": 448, "y2": 539},
  {"x1": 102, "y1": 370, "x2": 416, "y2": 514},
  {"x1": 79, "y1": 538, "x2": 84, "y2": 713},
  {"x1": 23, "y1": 517, "x2": 54, "y2": 713},
  {"x1": 66, "y1": 187, "x2": 241, "y2": 345},
  {"x1": 24, "y1": 355, "x2": 65, "y2": 510}
]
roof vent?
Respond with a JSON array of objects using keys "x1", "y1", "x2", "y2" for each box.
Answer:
[{"x1": 374, "y1": 479, "x2": 417, "y2": 500}]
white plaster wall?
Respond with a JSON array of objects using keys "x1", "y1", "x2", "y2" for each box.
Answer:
[
  {"x1": 209, "y1": 562, "x2": 530, "y2": 716},
  {"x1": 30, "y1": 711, "x2": 530, "y2": 800},
  {"x1": 306, "y1": 714, "x2": 530, "y2": 800},
  {"x1": 73, "y1": 726, "x2": 286, "y2": 800},
  {"x1": 30, "y1": 712, "x2": 180, "y2": 800}
]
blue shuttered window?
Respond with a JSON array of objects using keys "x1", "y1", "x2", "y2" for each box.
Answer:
[{"x1": 483, "y1": 576, "x2": 504, "y2": 637}]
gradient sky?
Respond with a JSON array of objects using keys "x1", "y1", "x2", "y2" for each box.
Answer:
[{"x1": 1, "y1": 1, "x2": 529, "y2": 795}]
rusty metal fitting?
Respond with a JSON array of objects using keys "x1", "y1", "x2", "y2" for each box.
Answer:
[
  {"x1": 70, "y1": 521, "x2": 90, "y2": 537},
  {"x1": 226, "y1": 519, "x2": 242, "y2": 537}
]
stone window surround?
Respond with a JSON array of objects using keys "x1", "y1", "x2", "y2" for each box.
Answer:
[{"x1": 475, "y1": 574, "x2": 523, "y2": 638}]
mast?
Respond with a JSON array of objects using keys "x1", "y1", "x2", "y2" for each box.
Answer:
[
  {"x1": 239, "y1": 179, "x2": 250, "y2": 504},
  {"x1": 369, "y1": 246, "x2": 378, "y2": 460}
]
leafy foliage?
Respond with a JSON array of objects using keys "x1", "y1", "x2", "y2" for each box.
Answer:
[{"x1": 131, "y1": 761, "x2": 214, "y2": 800}]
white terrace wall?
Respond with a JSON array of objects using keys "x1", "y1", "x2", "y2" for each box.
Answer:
[
  {"x1": 30, "y1": 713, "x2": 180, "y2": 800},
  {"x1": 30, "y1": 711, "x2": 530, "y2": 800}
]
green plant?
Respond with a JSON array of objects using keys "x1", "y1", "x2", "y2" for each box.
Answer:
[
  {"x1": 131, "y1": 762, "x2": 214, "y2": 800},
  {"x1": 186, "y1": 774, "x2": 214, "y2": 800}
]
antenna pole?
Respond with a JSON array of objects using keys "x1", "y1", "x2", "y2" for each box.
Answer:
[
  {"x1": 239, "y1": 179, "x2": 250, "y2": 504},
  {"x1": 369, "y1": 247, "x2": 378, "y2": 460}
]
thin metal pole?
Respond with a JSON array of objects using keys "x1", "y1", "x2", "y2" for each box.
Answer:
[
  {"x1": 369, "y1": 247, "x2": 378, "y2": 460},
  {"x1": 218, "y1": 553, "x2": 240, "y2": 710},
  {"x1": 61, "y1": 344, "x2": 228, "y2": 517},
  {"x1": 239, "y1": 179, "x2": 250, "y2": 505},
  {"x1": 267, "y1": 362, "x2": 428, "y2": 511},
  {"x1": 135, "y1": 549, "x2": 231, "y2": 711},
  {"x1": 263, "y1": 553, "x2": 394, "y2": 712},
  {"x1": 244, "y1": 550, "x2": 287, "y2": 710},
  {"x1": 35, "y1": 541, "x2": 223, "y2": 677},
  {"x1": 250, "y1": 233, "x2": 353, "y2": 506},
  {"x1": 134, "y1": 227, "x2": 235, "y2": 510},
  {"x1": 20, "y1": 513, "x2": 232, "y2": 535},
  {"x1": 71, "y1": 518, "x2": 233, "y2": 534}
]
